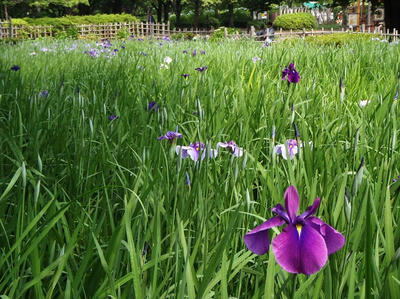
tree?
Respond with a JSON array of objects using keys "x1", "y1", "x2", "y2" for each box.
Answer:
[{"x1": 383, "y1": 0, "x2": 400, "y2": 31}]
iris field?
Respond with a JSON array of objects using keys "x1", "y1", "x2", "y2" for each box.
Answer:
[{"x1": 0, "y1": 36, "x2": 399, "y2": 298}]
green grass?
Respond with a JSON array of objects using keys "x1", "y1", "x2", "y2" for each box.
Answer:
[{"x1": 0, "y1": 36, "x2": 399, "y2": 298}]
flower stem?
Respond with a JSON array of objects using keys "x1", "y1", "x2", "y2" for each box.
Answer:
[{"x1": 291, "y1": 274, "x2": 297, "y2": 299}]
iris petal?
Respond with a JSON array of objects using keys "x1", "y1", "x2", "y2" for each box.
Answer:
[
  {"x1": 284, "y1": 186, "x2": 299, "y2": 222},
  {"x1": 272, "y1": 224, "x2": 328, "y2": 275},
  {"x1": 307, "y1": 217, "x2": 346, "y2": 255},
  {"x1": 244, "y1": 216, "x2": 285, "y2": 255},
  {"x1": 298, "y1": 197, "x2": 321, "y2": 220}
]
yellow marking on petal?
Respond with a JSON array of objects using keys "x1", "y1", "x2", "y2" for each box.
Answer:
[{"x1": 296, "y1": 224, "x2": 302, "y2": 237}]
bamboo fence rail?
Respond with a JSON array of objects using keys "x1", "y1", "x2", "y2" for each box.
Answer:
[{"x1": 0, "y1": 20, "x2": 398, "y2": 42}]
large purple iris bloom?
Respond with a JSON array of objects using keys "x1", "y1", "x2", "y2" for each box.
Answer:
[
  {"x1": 282, "y1": 63, "x2": 300, "y2": 84},
  {"x1": 244, "y1": 186, "x2": 345, "y2": 275},
  {"x1": 176, "y1": 142, "x2": 217, "y2": 161}
]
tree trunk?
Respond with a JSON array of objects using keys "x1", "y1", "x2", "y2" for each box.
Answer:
[
  {"x1": 384, "y1": 0, "x2": 400, "y2": 31},
  {"x1": 174, "y1": 0, "x2": 182, "y2": 27},
  {"x1": 4, "y1": 4, "x2": 8, "y2": 20},
  {"x1": 228, "y1": 3, "x2": 234, "y2": 27},
  {"x1": 163, "y1": 1, "x2": 171, "y2": 23},
  {"x1": 156, "y1": 0, "x2": 163, "y2": 23},
  {"x1": 194, "y1": 0, "x2": 200, "y2": 28}
]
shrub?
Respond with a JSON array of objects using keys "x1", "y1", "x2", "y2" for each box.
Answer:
[
  {"x1": 273, "y1": 13, "x2": 317, "y2": 30},
  {"x1": 305, "y1": 33, "x2": 378, "y2": 46},
  {"x1": 13, "y1": 14, "x2": 139, "y2": 27},
  {"x1": 170, "y1": 32, "x2": 196, "y2": 40},
  {"x1": 209, "y1": 27, "x2": 240, "y2": 42},
  {"x1": 117, "y1": 28, "x2": 130, "y2": 39}
]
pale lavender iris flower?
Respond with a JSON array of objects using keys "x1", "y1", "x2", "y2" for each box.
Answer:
[
  {"x1": 217, "y1": 141, "x2": 244, "y2": 157},
  {"x1": 244, "y1": 186, "x2": 345, "y2": 275},
  {"x1": 176, "y1": 142, "x2": 217, "y2": 161},
  {"x1": 274, "y1": 139, "x2": 298, "y2": 160}
]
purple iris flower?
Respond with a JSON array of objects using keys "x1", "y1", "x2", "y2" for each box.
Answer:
[
  {"x1": 158, "y1": 130, "x2": 182, "y2": 143},
  {"x1": 109, "y1": 115, "x2": 118, "y2": 121},
  {"x1": 195, "y1": 66, "x2": 208, "y2": 72},
  {"x1": 163, "y1": 36, "x2": 171, "y2": 42},
  {"x1": 114, "y1": 48, "x2": 119, "y2": 52},
  {"x1": 244, "y1": 185, "x2": 345, "y2": 275},
  {"x1": 147, "y1": 101, "x2": 159, "y2": 111},
  {"x1": 282, "y1": 63, "x2": 300, "y2": 84},
  {"x1": 186, "y1": 172, "x2": 190, "y2": 186},
  {"x1": 192, "y1": 49, "x2": 197, "y2": 56},
  {"x1": 183, "y1": 50, "x2": 188, "y2": 54},
  {"x1": 182, "y1": 73, "x2": 190, "y2": 78},
  {"x1": 217, "y1": 141, "x2": 243, "y2": 157},
  {"x1": 39, "y1": 90, "x2": 49, "y2": 98},
  {"x1": 176, "y1": 142, "x2": 218, "y2": 161},
  {"x1": 200, "y1": 50, "x2": 206, "y2": 55},
  {"x1": 11, "y1": 65, "x2": 20, "y2": 71},
  {"x1": 272, "y1": 126, "x2": 276, "y2": 142},
  {"x1": 274, "y1": 139, "x2": 298, "y2": 160}
]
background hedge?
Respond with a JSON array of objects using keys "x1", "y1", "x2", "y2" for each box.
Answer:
[
  {"x1": 273, "y1": 12, "x2": 316, "y2": 30},
  {"x1": 11, "y1": 13, "x2": 139, "y2": 26}
]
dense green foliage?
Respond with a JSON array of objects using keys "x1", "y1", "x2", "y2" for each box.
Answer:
[
  {"x1": 273, "y1": 12, "x2": 317, "y2": 30},
  {"x1": 305, "y1": 33, "x2": 382, "y2": 46},
  {"x1": 169, "y1": 8, "x2": 253, "y2": 29},
  {"x1": 0, "y1": 37, "x2": 399, "y2": 298},
  {"x1": 209, "y1": 26, "x2": 241, "y2": 41},
  {"x1": 12, "y1": 13, "x2": 139, "y2": 26}
]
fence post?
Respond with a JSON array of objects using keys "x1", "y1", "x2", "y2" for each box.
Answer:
[
  {"x1": 167, "y1": 21, "x2": 170, "y2": 35},
  {"x1": 9, "y1": 17, "x2": 12, "y2": 39},
  {"x1": 224, "y1": 27, "x2": 228, "y2": 39},
  {"x1": 250, "y1": 25, "x2": 255, "y2": 39}
]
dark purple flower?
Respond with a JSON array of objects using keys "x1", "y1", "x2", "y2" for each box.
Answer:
[
  {"x1": 137, "y1": 38, "x2": 144, "y2": 42},
  {"x1": 183, "y1": 50, "x2": 188, "y2": 54},
  {"x1": 195, "y1": 66, "x2": 208, "y2": 72},
  {"x1": 163, "y1": 35, "x2": 171, "y2": 42},
  {"x1": 176, "y1": 142, "x2": 218, "y2": 161},
  {"x1": 39, "y1": 90, "x2": 49, "y2": 98},
  {"x1": 192, "y1": 49, "x2": 197, "y2": 56},
  {"x1": 11, "y1": 65, "x2": 20, "y2": 71},
  {"x1": 217, "y1": 141, "x2": 243, "y2": 157},
  {"x1": 109, "y1": 115, "x2": 118, "y2": 121},
  {"x1": 200, "y1": 50, "x2": 206, "y2": 55},
  {"x1": 244, "y1": 186, "x2": 345, "y2": 275},
  {"x1": 114, "y1": 48, "x2": 119, "y2": 52},
  {"x1": 282, "y1": 63, "x2": 300, "y2": 84},
  {"x1": 293, "y1": 122, "x2": 300, "y2": 138},
  {"x1": 158, "y1": 129, "x2": 182, "y2": 143},
  {"x1": 147, "y1": 101, "x2": 159, "y2": 111},
  {"x1": 393, "y1": 175, "x2": 400, "y2": 183},
  {"x1": 121, "y1": 46, "x2": 126, "y2": 49},
  {"x1": 182, "y1": 73, "x2": 190, "y2": 78}
]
